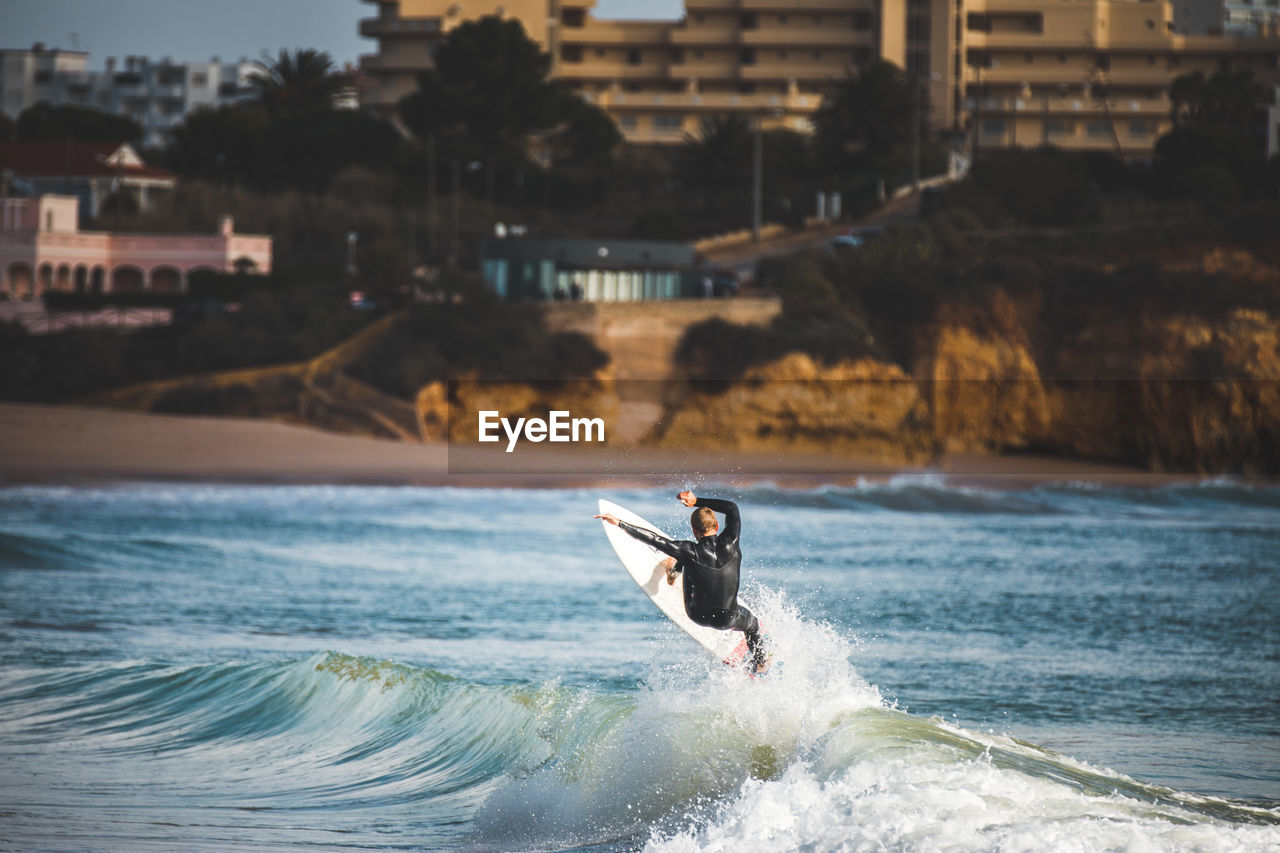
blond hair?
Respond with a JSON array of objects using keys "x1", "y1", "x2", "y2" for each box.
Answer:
[{"x1": 690, "y1": 506, "x2": 718, "y2": 537}]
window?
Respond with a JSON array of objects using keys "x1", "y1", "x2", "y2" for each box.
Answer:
[
  {"x1": 34, "y1": 70, "x2": 52, "y2": 83},
  {"x1": 967, "y1": 13, "x2": 991, "y2": 32},
  {"x1": 1086, "y1": 120, "x2": 1111, "y2": 137},
  {"x1": 982, "y1": 119, "x2": 1007, "y2": 137},
  {"x1": 853, "y1": 12, "x2": 872, "y2": 30},
  {"x1": 561, "y1": 45, "x2": 583, "y2": 62},
  {"x1": 619, "y1": 114, "x2": 638, "y2": 128},
  {"x1": 778, "y1": 14, "x2": 788, "y2": 24},
  {"x1": 1045, "y1": 119, "x2": 1067, "y2": 136},
  {"x1": 778, "y1": 50, "x2": 788, "y2": 60},
  {"x1": 670, "y1": 48, "x2": 683, "y2": 63},
  {"x1": 654, "y1": 114, "x2": 682, "y2": 130},
  {"x1": 1128, "y1": 120, "x2": 1150, "y2": 137},
  {"x1": 740, "y1": 48, "x2": 756, "y2": 65},
  {"x1": 741, "y1": 13, "x2": 759, "y2": 29},
  {"x1": 853, "y1": 48, "x2": 871, "y2": 64},
  {"x1": 627, "y1": 49, "x2": 642, "y2": 65},
  {"x1": 191, "y1": 71, "x2": 208, "y2": 87},
  {"x1": 561, "y1": 8, "x2": 584, "y2": 26},
  {"x1": 1094, "y1": 54, "x2": 1111, "y2": 71}
]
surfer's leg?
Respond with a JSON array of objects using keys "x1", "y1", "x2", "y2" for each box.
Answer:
[{"x1": 727, "y1": 605, "x2": 767, "y2": 671}]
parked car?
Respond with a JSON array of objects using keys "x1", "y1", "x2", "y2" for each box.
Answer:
[
  {"x1": 710, "y1": 267, "x2": 740, "y2": 297},
  {"x1": 830, "y1": 226, "x2": 886, "y2": 251}
]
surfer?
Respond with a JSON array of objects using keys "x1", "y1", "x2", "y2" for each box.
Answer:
[{"x1": 595, "y1": 491, "x2": 769, "y2": 674}]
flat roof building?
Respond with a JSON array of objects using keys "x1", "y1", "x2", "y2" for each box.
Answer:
[{"x1": 480, "y1": 237, "x2": 699, "y2": 301}]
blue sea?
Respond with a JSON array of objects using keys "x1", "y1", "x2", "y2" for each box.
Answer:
[{"x1": 0, "y1": 480, "x2": 1277, "y2": 851}]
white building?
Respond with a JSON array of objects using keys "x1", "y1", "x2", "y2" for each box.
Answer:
[
  {"x1": 1224, "y1": 0, "x2": 1280, "y2": 36},
  {"x1": 0, "y1": 44, "x2": 258, "y2": 148},
  {"x1": 1, "y1": 45, "x2": 90, "y2": 118}
]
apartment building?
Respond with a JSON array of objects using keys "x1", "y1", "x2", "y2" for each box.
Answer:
[
  {"x1": 1, "y1": 45, "x2": 91, "y2": 119},
  {"x1": 960, "y1": 0, "x2": 1279, "y2": 155},
  {"x1": 0, "y1": 45, "x2": 257, "y2": 148},
  {"x1": 1224, "y1": 0, "x2": 1280, "y2": 36},
  {"x1": 358, "y1": 0, "x2": 1280, "y2": 157}
]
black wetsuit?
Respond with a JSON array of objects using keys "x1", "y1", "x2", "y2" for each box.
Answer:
[{"x1": 617, "y1": 497, "x2": 764, "y2": 666}]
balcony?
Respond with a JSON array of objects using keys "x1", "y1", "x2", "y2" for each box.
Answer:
[
  {"x1": 668, "y1": 25, "x2": 740, "y2": 46},
  {"x1": 689, "y1": 0, "x2": 866, "y2": 9},
  {"x1": 968, "y1": 64, "x2": 1179, "y2": 88},
  {"x1": 555, "y1": 61, "x2": 669, "y2": 80},
  {"x1": 359, "y1": 17, "x2": 442, "y2": 38},
  {"x1": 564, "y1": 22, "x2": 669, "y2": 44},
  {"x1": 964, "y1": 92, "x2": 1172, "y2": 117},
  {"x1": 359, "y1": 53, "x2": 432, "y2": 73},
  {"x1": 584, "y1": 87, "x2": 817, "y2": 114},
  {"x1": 739, "y1": 28, "x2": 871, "y2": 48},
  {"x1": 740, "y1": 61, "x2": 851, "y2": 81}
]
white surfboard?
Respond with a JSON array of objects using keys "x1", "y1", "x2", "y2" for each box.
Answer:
[{"x1": 597, "y1": 498, "x2": 755, "y2": 667}]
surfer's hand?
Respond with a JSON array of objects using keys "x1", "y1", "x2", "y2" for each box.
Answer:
[
  {"x1": 677, "y1": 491, "x2": 697, "y2": 507},
  {"x1": 662, "y1": 557, "x2": 678, "y2": 584},
  {"x1": 594, "y1": 513, "x2": 620, "y2": 526}
]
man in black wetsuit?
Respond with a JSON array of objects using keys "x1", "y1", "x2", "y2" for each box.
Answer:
[{"x1": 595, "y1": 490, "x2": 769, "y2": 674}]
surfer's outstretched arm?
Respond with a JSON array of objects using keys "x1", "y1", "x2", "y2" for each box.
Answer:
[
  {"x1": 617, "y1": 522, "x2": 691, "y2": 562},
  {"x1": 595, "y1": 513, "x2": 691, "y2": 562}
]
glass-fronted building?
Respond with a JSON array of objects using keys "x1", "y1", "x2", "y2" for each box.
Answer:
[{"x1": 479, "y1": 238, "x2": 699, "y2": 302}]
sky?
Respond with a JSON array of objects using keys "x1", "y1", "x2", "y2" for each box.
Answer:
[{"x1": 3, "y1": 0, "x2": 686, "y2": 68}]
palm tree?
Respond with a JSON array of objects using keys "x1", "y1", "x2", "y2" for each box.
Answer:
[{"x1": 248, "y1": 48, "x2": 341, "y2": 117}]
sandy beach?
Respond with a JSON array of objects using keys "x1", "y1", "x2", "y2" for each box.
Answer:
[{"x1": 0, "y1": 402, "x2": 1235, "y2": 488}]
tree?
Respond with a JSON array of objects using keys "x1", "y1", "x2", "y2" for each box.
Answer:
[
  {"x1": 681, "y1": 114, "x2": 753, "y2": 190},
  {"x1": 165, "y1": 104, "x2": 270, "y2": 184},
  {"x1": 248, "y1": 48, "x2": 342, "y2": 117},
  {"x1": 399, "y1": 16, "x2": 564, "y2": 179},
  {"x1": 1171, "y1": 69, "x2": 1267, "y2": 129},
  {"x1": 813, "y1": 60, "x2": 916, "y2": 171},
  {"x1": 547, "y1": 90, "x2": 623, "y2": 171},
  {"x1": 1160, "y1": 69, "x2": 1271, "y2": 201},
  {"x1": 15, "y1": 103, "x2": 142, "y2": 143}
]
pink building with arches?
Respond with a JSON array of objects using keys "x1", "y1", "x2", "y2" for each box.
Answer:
[{"x1": 0, "y1": 195, "x2": 273, "y2": 300}]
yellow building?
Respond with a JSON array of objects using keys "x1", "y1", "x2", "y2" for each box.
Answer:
[
  {"x1": 358, "y1": 0, "x2": 1280, "y2": 156},
  {"x1": 957, "y1": 0, "x2": 1280, "y2": 156}
]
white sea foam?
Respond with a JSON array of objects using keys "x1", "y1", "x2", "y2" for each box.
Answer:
[{"x1": 475, "y1": 590, "x2": 1280, "y2": 852}]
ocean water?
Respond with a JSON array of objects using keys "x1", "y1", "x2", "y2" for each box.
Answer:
[{"x1": 0, "y1": 480, "x2": 1277, "y2": 851}]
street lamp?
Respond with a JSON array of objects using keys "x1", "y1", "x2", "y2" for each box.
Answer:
[
  {"x1": 752, "y1": 107, "x2": 784, "y2": 242},
  {"x1": 449, "y1": 159, "x2": 483, "y2": 267}
]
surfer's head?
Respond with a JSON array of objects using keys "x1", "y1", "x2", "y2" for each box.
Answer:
[{"x1": 690, "y1": 506, "x2": 718, "y2": 538}]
